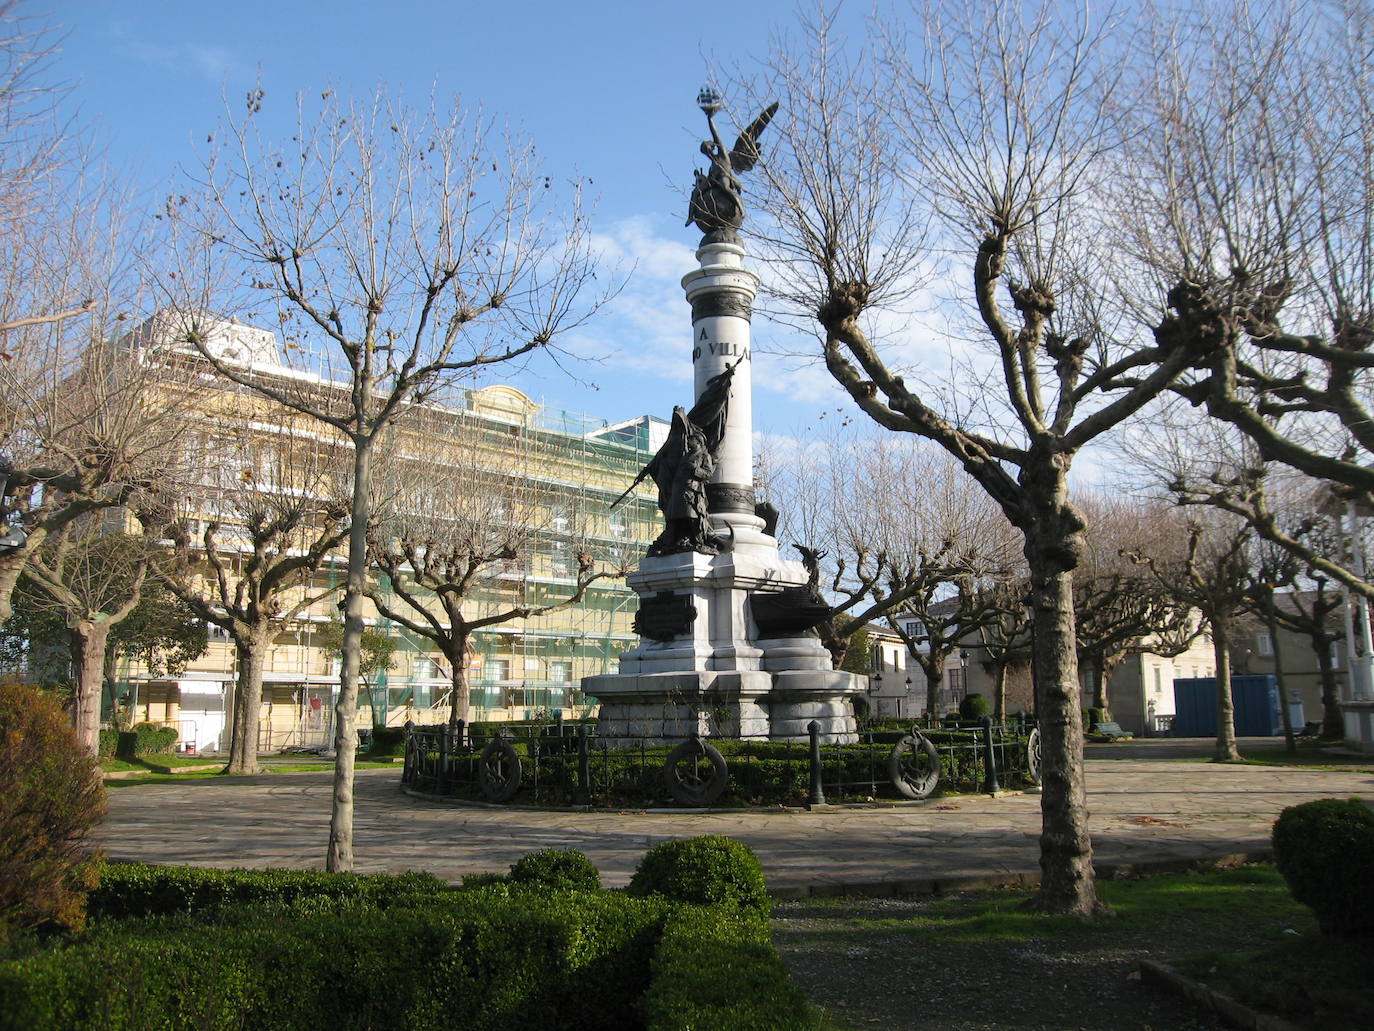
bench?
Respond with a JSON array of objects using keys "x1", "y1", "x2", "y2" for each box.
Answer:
[{"x1": 1092, "y1": 721, "x2": 1134, "y2": 740}]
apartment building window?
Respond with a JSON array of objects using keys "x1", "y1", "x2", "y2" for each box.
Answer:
[
  {"x1": 609, "y1": 509, "x2": 628, "y2": 538},
  {"x1": 413, "y1": 655, "x2": 439, "y2": 680},
  {"x1": 550, "y1": 503, "x2": 570, "y2": 534},
  {"x1": 1255, "y1": 632, "x2": 1274, "y2": 656},
  {"x1": 946, "y1": 665, "x2": 965, "y2": 699},
  {"x1": 551, "y1": 545, "x2": 573, "y2": 576},
  {"x1": 549, "y1": 661, "x2": 572, "y2": 683},
  {"x1": 486, "y1": 658, "x2": 510, "y2": 683},
  {"x1": 1153, "y1": 665, "x2": 1162, "y2": 694}
]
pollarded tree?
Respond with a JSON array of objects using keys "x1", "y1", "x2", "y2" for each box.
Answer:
[
  {"x1": 0, "y1": 568, "x2": 207, "y2": 712},
  {"x1": 367, "y1": 408, "x2": 627, "y2": 727},
  {"x1": 1128, "y1": 509, "x2": 1254, "y2": 762},
  {"x1": 0, "y1": 7, "x2": 194, "y2": 629},
  {"x1": 1073, "y1": 494, "x2": 1196, "y2": 715},
  {"x1": 18, "y1": 525, "x2": 155, "y2": 755},
  {"x1": 160, "y1": 88, "x2": 609, "y2": 870},
  {"x1": 1116, "y1": 2, "x2": 1374, "y2": 598},
  {"x1": 747, "y1": 2, "x2": 1209, "y2": 915},
  {"x1": 140, "y1": 412, "x2": 351, "y2": 775}
]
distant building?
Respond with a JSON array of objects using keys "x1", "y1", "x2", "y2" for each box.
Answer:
[{"x1": 24, "y1": 314, "x2": 664, "y2": 752}]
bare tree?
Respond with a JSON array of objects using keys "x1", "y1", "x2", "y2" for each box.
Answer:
[
  {"x1": 0, "y1": 2, "x2": 97, "y2": 338},
  {"x1": 18, "y1": 523, "x2": 153, "y2": 754},
  {"x1": 140, "y1": 403, "x2": 351, "y2": 775},
  {"x1": 746, "y1": 2, "x2": 1212, "y2": 915},
  {"x1": 1129, "y1": 510, "x2": 1254, "y2": 761},
  {"x1": 1073, "y1": 495, "x2": 1196, "y2": 714},
  {"x1": 367, "y1": 408, "x2": 627, "y2": 727},
  {"x1": 1116, "y1": 2, "x2": 1374, "y2": 597},
  {"x1": 158, "y1": 88, "x2": 607, "y2": 869}
]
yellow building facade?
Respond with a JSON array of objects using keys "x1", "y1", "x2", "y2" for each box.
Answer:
[{"x1": 103, "y1": 317, "x2": 661, "y2": 753}]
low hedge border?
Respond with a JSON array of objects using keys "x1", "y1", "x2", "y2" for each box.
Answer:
[{"x1": 8, "y1": 859, "x2": 816, "y2": 1031}]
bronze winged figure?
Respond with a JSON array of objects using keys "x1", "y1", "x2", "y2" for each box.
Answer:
[{"x1": 687, "y1": 100, "x2": 780, "y2": 238}]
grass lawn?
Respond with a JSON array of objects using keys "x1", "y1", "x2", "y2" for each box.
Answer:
[
  {"x1": 1232, "y1": 743, "x2": 1374, "y2": 772},
  {"x1": 774, "y1": 864, "x2": 1370, "y2": 1030},
  {"x1": 102, "y1": 755, "x2": 397, "y2": 787}
]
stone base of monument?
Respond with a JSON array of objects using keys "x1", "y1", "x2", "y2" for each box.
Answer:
[{"x1": 585, "y1": 668, "x2": 862, "y2": 743}]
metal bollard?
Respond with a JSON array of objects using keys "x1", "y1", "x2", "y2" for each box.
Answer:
[
  {"x1": 981, "y1": 716, "x2": 1001, "y2": 794},
  {"x1": 808, "y1": 719, "x2": 826, "y2": 806}
]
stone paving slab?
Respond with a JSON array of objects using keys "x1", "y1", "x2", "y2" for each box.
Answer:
[{"x1": 96, "y1": 754, "x2": 1374, "y2": 894}]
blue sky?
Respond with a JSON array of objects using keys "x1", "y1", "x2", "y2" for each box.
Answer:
[{"x1": 50, "y1": 0, "x2": 885, "y2": 435}]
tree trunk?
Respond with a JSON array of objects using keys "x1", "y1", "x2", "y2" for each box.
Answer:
[
  {"x1": 1089, "y1": 655, "x2": 1109, "y2": 713},
  {"x1": 1027, "y1": 561, "x2": 1097, "y2": 917},
  {"x1": 69, "y1": 618, "x2": 111, "y2": 756},
  {"x1": 226, "y1": 628, "x2": 269, "y2": 775},
  {"x1": 1265, "y1": 593, "x2": 1296, "y2": 754},
  {"x1": 447, "y1": 634, "x2": 471, "y2": 727},
  {"x1": 1211, "y1": 611, "x2": 1241, "y2": 761},
  {"x1": 328, "y1": 438, "x2": 373, "y2": 873},
  {"x1": 993, "y1": 663, "x2": 1008, "y2": 722},
  {"x1": 1314, "y1": 635, "x2": 1343, "y2": 739},
  {"x1": 0, "y1": 545, "x2": 31, "y2": 630},
  {"x1": 920, "y1": 653, "x2": 942, "y2": 717}
]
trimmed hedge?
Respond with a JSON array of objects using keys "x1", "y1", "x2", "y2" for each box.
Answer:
[
  {"x1": 115, "y1": 724, "x2": 178, "y2": 760},
  {"x1": 1272, "y1": 798, "x2": 1374, "y2": 936},
  {"x1": 0, "y1": 891, "x2": 668, "y2": 1031},
  {"x1": 627, "y1": 835, "x2": 771, "y2": 916},
  {"x1": 959, "y1": 693, "x2": 991, "y2": 721},
  {"x1": 644, "y1": 907, "x2": 818, "y2": 1031},
  {"x1": 88, "y1": 863, "x2": 451, "y2": 921},
  {"x1": 98, "y1": 728, "x2": 118, "y2": 760},
  {"x1": 366, "y1": 727, "x2": 406, "y2": 757},
  {"x1": 4, "y1": 848, "x2": 818, "y2": 1031},
  {"x1": 509, "y1": 849, "x2": 600, "y2": 892}
]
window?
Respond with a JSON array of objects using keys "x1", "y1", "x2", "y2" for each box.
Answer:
[
  {"x1": 551, "y1": 546, "x2": 573, "y2": 576},
  {"x1": 1332, "y1": 641, "x2": 1342, "y2": 669},
  {"x1": 903, "y1": 620, "x2": 925, "y2": 640},
  {"x1": 549, "y1": 661, "x2": 572, "y2": 683},
  {"x1": 609, "y1": 509, "x2": 628, "y2": 538},
  {"x1": 550, "y1": 503, "x2": 570, "y2": 534},
  {"x1": 413, "y1": 655, "x2": 439, "y2": 680},
  {"x1": 486, "y1": 659, "x2": 510, "y2": 683},
  {"x1": 1153, "y1": 666, "x2": 1163, "y2": 694},
  {"x1": 1256, "y1": 632, "x2": 1273, "y2": 656},
  {"x1": 946, "y1": 666, "x2": 965, "y2": 697}
]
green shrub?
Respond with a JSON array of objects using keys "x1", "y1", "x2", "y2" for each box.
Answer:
[
  {"x1": 0, "y1": 887, "x2": 670, "y2": 1031},
  {"x1": 643, "y1": 906, "x2": 817, "y2": 1031},
  {"x1": 133, "y1": 723, "x2": 177, "y2": 756},
  {"x1": 1272, "y1": 798, "x2": 1374, "y2": 936},
  {"x1": 509, "y1": 849, "x2": 600, "y2": 892},
  {"x1": 366, "y1": 727, "x2": 406, "y2": 757},
  {"x1": 87, "y1": 863, "x2": 451, "y2": 921},
  {"x1": 627, "y1": 835, "x2": 770, "y2": 915},
  {"x1": 959, "y1": 693, "x2": 991, "y2": 721},
  {"x1": 1083, "y1": 707, "x2": 1106, "y2": 730},
  {"x1": 97, "y1": 729, "x2": 118, "y2": 759},
  {"x1": 0, "y1": 683, "x2": 105, "y2": 948}
]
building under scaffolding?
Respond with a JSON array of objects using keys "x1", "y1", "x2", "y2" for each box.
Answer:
[{"x1": 80, "y1": 317, "x2": 664, "y2": 753}]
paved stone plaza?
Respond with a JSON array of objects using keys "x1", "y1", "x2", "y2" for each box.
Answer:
[{"x1": 96, "y1": 740, "x2": 1374, "y2": 896}]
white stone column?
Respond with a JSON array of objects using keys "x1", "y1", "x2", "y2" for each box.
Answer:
[{"x1": 681, "y1": 238, "x2": 764, "y2": 544}]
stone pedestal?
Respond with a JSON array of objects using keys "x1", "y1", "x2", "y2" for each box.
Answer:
[{"x1": 585, "y1": 233, "x2": 864, "y2": 743}]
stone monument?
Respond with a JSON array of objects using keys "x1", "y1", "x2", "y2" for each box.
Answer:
[{"x1": 585, "y1": 90, "x2": 864, "y2": 742}]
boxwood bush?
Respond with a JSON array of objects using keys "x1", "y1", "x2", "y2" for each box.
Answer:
[
  {"x1": 1272, "y1": 797, "x2": 1374, "y2": 936},
  {"x1": 0, "y1": 891, "x2": 668, "y2": 1031},
  {"x1": 87, "y1": 863, "x2": 450, "y2": 921},
  {"x1": 644, "y1": 907, "x2": 817, "y2": 1031},
  {"x1": 627, "y1": 835, "x2": 770, "y2": 915},
  {"x1": 509, "y1": 849, "x2": 600, "y2": 892}
]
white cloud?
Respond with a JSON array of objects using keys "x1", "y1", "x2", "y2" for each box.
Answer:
[{"x1": 110, "y1": 22, "x2": 248, "y2": 85}]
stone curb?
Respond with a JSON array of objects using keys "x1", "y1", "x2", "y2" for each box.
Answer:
[
  {"x1": 1138, "y1": 959, "x2": 1306, "y2": 1031},
  {"x1": 767, "y1": 851, "x2": 1271, "y2": 900},
  {"x1": 103, "y1": 762, "x2": 225, "y2": 780}
]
